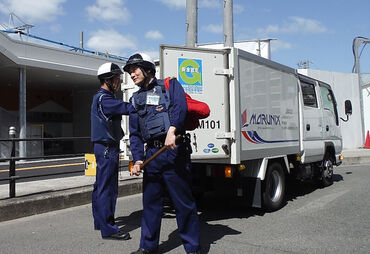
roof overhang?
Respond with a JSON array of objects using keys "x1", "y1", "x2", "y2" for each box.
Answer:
[{"x1": 0, "y1": 31, "x2": 126, "y2": 90}]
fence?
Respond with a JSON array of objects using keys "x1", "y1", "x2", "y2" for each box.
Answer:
[{"x1": 0, "y1": 135, "x2": 91, "y2": 198}]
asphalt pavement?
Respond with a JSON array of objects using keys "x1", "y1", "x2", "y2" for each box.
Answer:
[{"x1": 0, "y1": 148, "x2": 369, "y2": 222}]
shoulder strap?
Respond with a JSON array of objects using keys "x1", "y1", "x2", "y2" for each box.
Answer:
[{"x1": 156, "y1": 79, "x2": 171, "y2": 109}]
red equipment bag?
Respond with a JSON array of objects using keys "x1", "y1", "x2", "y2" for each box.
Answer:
[{"x1": 164, "y1": 77, "x2": 210, "y2": 130}]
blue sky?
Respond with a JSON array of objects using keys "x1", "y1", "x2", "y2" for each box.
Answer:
[{"x1": 0, "y1": 0, "x2": 369, "y2": 73}]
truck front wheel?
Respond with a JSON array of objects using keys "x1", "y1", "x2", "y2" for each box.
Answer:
[
  {"x1": 320, "y1": 155, "x2": 334, "y2": 187},
  {"x1": 262, "y1": 162, "x2": 286, "y2": 211}
]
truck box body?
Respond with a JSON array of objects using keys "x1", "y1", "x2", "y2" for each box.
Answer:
[
  {"x1": 160, "y1": 45, "x2": 303, "y2": 163},
  {"x1": 123, "y1": 45, "x2": 346, "y2": 211}
]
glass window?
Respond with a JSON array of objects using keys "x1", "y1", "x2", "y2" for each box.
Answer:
[
  {"x1": 320, "y1": 85, "x2": 339, "y2": 125},
  {"x1": 301, "y1": 81, "x2": 318, "y2": 108}
]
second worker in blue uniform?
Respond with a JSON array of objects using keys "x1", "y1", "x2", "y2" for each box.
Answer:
[
  {"x1": 91, "y1": 62, "x2": 131, "y2": 240},
  {"x1": 124, "y1": 53, "x2": 201, "y2": 254}
]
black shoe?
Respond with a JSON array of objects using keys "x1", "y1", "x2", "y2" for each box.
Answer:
[
  {"x1": 102, "y1": 231, "x2": 131, "y2": 240},
  {"x1": 130, "y1": 247, "x2": 159, "y2": 254}
]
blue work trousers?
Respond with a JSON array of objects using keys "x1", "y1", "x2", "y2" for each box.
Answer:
[
  {"x1": 92, "y1": 143, "x2": 120, "y2": 237},
  {"x1": 140, "y1": 149, "x2": 200, "y2": 253}
]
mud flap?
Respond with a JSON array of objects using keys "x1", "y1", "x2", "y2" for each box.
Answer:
[
  {"x1": 251, "y1": 178, "x2": 262, "y2": 208},
  {"x1": 237, "y1": 178, "x2": 261, "y2": 208}
]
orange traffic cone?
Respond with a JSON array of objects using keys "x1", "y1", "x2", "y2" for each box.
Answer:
[{"x1": 364, "y1": 130, "x2": 370, "y2": 148}]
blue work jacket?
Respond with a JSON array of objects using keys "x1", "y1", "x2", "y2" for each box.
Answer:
[{"x1": 91, "y1": 88, "x2": 131, "y2": 144}]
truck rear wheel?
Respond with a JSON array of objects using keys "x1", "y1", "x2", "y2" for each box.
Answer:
[{"x1": 262, "y1": 162, "x2": 286, "y2": 211}]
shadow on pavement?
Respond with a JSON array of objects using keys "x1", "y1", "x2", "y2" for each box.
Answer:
[
  {"x1": 115, "y1": 210, "x2": 143, "y2": 233},
  {"x1": 157, "y1": 192, "x2": 263, "y2": 253},
  {"x1": 128, "y1": 173, "x2": 345, "y2": 253},
  {"x1": 285, "y1": 173, "x2": 344, "y2": 204}
]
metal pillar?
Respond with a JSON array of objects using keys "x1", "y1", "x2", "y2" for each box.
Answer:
[
  {"x1": 223, "y1": 0, "x2": 234, "y2": 47},
  {"x1": 186, "y1": 0, "x2": 198, "y2": 47},
  {"x1": 19, "y1": 67, "x2": 27, "y2": 158},
  {"x1": 80, "y1": 31, "x2": 84, "y2": 53},
  {"x1": 9, "y1": 126, "x2": 16, "y2": 198},
  {"x1": 352, "y1": 37, "x2": 370, "y2": 145}
]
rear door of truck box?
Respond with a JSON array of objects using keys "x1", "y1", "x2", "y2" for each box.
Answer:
[{"x1": 160, "y1": 45, "x2": 231, "y2": 161}]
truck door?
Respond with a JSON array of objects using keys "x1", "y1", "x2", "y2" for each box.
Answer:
[
  {"x1": 160, "y1": 45, "x2": 231, "y2": 160},
  {"x1": 318, "y1": 82, "x2": 341, "y2": 152},
  {"x1": 300, "y1": 76, "x2": 324, "y2": 162}
]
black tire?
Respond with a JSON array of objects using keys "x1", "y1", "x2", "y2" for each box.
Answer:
[
  {"x1": 262, "y1": 162, "x2": 286, "y2": 212},
  {"x1": 320, "y1": 154, "x2": 334, "y2": 187}
]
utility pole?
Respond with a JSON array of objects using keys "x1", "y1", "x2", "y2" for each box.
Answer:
[
  {"x1": 223, "y1": 0, "x2": 234, "y2": 47},
  {"x1": 353, "y1": 36, "x2": 370, "y2": 145},
  {"x1": 186, "y1": 0, "x2": 198, "y2": 47}
]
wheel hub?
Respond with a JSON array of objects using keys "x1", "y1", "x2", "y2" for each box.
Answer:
[{"x1": 323, "y1": 160, "x2": 333, "y2": 179}]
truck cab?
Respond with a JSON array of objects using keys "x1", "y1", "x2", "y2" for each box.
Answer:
[{"x1": 299, "y1": 74, "x2": 342, "y2": 165}]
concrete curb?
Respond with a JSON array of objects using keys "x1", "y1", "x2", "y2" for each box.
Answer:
[
  {"x1": 342, "y1": 157, "x2": 370, "y2": 165},
  {"x1": 0, "y1": 178, "x2": 142, "y2": 222}
]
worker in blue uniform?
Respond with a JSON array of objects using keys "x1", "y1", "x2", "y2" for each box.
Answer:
[
  {"x1": 91, "y1": 62, "x2": 131, "y2": 240},
  {"x1": 124, "y1": 53, "x2": 201, "y2": 254}
]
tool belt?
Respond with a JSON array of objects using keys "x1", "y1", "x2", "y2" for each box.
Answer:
[
  {"x1": 146, "y1": 133, "x2": 192, "y2": 153},
  {"x1": 147, "y1": 136, "x2": 166, "y2": 148}
]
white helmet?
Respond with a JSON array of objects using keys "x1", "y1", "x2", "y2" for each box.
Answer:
[{"x1": 97, "y1": 62, "x2": 123, "y2": 80}]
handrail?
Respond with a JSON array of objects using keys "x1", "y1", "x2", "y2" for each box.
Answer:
[{"x1": 0, "y1": 136, "x2": 92, "y2": 198}]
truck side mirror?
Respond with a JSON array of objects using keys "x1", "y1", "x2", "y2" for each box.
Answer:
[
  {"x1": 341, "y1": 100, "x2": 352, "y2": 122},
  {"x1": 344, "y1": 100, "x2": 352, "y2": 115}
]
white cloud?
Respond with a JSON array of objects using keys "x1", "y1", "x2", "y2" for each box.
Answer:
[
  {"x1": 156, "y1": 0, "x2": 185, "y2": 9},
  {"x1": 145, "y1": 30, "x2": 163, "y2": 40},
  {"x1": 86, "y1": 29, "x2": 137, "y2": 56},
  {"x1": 157, "y1": 0, "x2": 235, "y2": 10},
  {"x1": 202, "y1": 24, "x2": 222, "y2": 34},
  {"x1": 257, "y1": 16, "x2": 327, "y2": 35},
  {"x1": 271, "y1": 40, "x2": 292, "y2": 52},
  {"x1": 86, "y1": 0, "x2": 131, "y2": 23},
  {"x1": 141, "y1": 50, "x2": 159, "y2": 62},
  {"x1": 0, "y1": 0, "x2": 66, "y2": 23}
]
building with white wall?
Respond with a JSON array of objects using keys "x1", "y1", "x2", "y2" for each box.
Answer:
[{"x1": 0, "y1": 31, "x2": 126, "y2": 158}]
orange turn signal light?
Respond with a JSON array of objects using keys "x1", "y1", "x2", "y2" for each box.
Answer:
[
  {"x1": 224, "y1": 166, "x2": 232, "y2": 178},
  {"x1": 128, "y1": 161, "x2": 134, "y2": 172}
]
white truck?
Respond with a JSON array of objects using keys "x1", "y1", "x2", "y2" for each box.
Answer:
[{"x1": 122, "y1": 45, "x2": 352, "y2": 211}]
